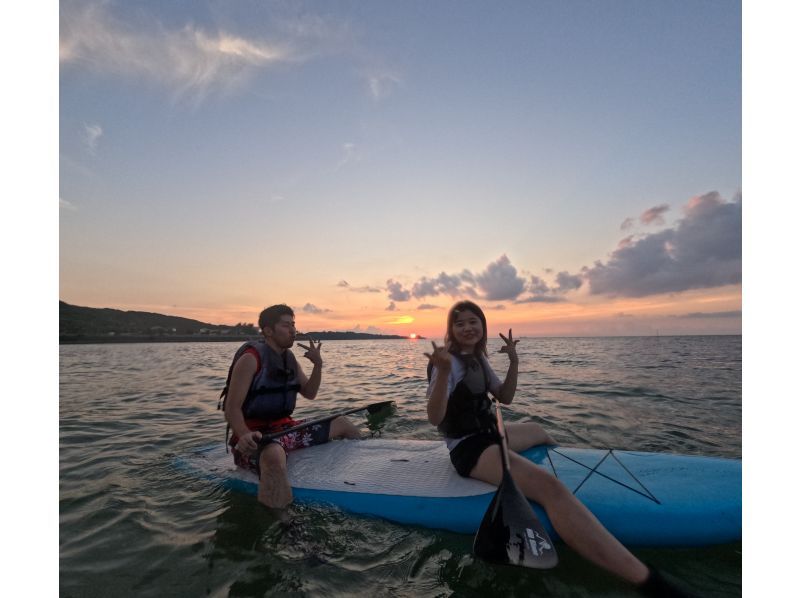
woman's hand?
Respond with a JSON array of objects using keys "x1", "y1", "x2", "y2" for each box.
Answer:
[
  {"x1": 499, "y1": 329, "x2": 519, "y2": 363},
  {"x1": 424, "y1": 341, "x2": 452, "y2": 372},
  {"x1": 425, "y1": 341, "x2": 451, "y2": 425}
]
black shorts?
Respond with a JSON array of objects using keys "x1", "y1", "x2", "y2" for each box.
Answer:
[{"x1": 448, "y1": 431, "x2": 500, "y2": 477}]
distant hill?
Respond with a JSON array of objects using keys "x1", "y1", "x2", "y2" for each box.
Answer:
[
  {"x1": 59, "y1": 301, "x2": 257, "y2": 337},
  {"x1": 59, "y1": 301, "x2": 417, "y2": 343},
  {"x1": 297, "y1": 331, "x2": 411, "y2": 341}
]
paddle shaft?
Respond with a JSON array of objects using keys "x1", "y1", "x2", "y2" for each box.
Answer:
[
  {"x1": 494, "y1": 400, "x2": 512, "y2": 473},
  {"x1": 257, "y1": 401, "x2": 393, "y2": 444}
]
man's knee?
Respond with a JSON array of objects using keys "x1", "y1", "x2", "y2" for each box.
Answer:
[
  {"x1": 257, "y1": 443, "x2": 292, "y2": 509},
  {"x1": 330, "y1": 416, "x2": 360, "y2": 439},
  {"x1": 259, "y1": 442, "x2": 287, "y2": 471}
]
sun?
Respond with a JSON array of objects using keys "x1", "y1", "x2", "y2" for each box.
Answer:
[{"x1": 409, "y1": 333, "x2": 418, "y2": 339}]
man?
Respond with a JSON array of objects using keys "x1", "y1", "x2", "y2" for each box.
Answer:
[{"x1": 223, "y1": 304, "x2": 360, "y2": 508}]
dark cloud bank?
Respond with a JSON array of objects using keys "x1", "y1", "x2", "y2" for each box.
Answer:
[
  {"x1": 584, "y1": 191, "x2": 741, "y2": 297},
  {"x1": 345, "y1": 192, "x2": 741, "y2": 308}
]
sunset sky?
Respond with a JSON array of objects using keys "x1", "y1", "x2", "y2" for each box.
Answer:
[{"x1": 58, "y1": 0, "x2": 742, "y2": 337}]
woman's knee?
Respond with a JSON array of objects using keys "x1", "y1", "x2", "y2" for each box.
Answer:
[
  {"x1": 511, "y1": 459, "x2": 569, "y2": 502},
  {"x1": 507, "y1": 422, "x2": 554, "y2": 451}
]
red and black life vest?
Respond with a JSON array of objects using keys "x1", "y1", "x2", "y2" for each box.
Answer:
[{"x1": 218, "y1": 340, "x2": 303, "y2": 445}]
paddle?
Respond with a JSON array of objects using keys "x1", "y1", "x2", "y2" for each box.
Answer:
[
  {"x1": 473, "y1": 400, "x2": 558, "y2": 569},
  {"x1": 257, "y1": 401, "x2": 395, "y2": 444}
]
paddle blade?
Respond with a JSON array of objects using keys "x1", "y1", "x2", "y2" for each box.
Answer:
[
  {"x1": 364, "y1": 401, "x2": 395, "y2": 436},
  {"x1": 473, "y1": 469, "x2": 558, "y2": 569},
  {"x1": 365, "y1": 401, "x2": 395, "y2": 414}
]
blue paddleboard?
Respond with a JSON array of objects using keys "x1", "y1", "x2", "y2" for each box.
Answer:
[{"x1": 176, "y1": 438, "x2": 740, "y2": 547}]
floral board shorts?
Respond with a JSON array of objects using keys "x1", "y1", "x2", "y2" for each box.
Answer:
[{"x1": 230, "y1": 417, "x2": 332, "y2": 476}]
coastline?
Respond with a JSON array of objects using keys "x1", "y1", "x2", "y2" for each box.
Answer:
[{"x1": 59, "y1": 332, "x2": 418, "y2": 345}]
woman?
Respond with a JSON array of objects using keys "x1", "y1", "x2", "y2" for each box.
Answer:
[{"x1": 425, "y1": 300, "x2": 689, "y2": 597}]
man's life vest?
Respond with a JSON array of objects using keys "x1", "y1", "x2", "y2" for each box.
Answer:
[
  {"x1": 218, "y1": 340, "x2": 303, "y2": 446},
  {"x1": 428, "y1": 352, "x2": 498, "y2": 439}
]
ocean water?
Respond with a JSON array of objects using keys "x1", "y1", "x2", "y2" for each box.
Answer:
[{"x1": 60, "y1": 336, "x2": 741, "y2": 597}]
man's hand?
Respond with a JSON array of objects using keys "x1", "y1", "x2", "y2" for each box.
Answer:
[
  {"x1": 234, "y1": 430, "x2": 263, "y2": 455},
  {"x1": 298, "y1": 339, "x2": 323, "y2": 367}
]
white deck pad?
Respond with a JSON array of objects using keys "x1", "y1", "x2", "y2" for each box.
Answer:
[
  {"x1": 197, "y1": 438, "x2": 496, "y2": 498},
  {"x1": 287, "y1": 438, "x2": 495, "y2": 497}
]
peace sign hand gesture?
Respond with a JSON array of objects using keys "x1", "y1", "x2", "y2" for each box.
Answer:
[
  {"x1": 498, "y1": 329, "x2": 519, "y2": 364},
  {"x1": 297, "y1": 339, "x2": 323, "y2": 366},
  {"x1": 424, "y1": 341, "x2": 452, "y2": 373}
]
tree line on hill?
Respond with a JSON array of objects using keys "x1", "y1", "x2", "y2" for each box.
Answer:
[
  {"x1": 59, "y1": 301, "x2": 257, "y2": 338},
  {"x1": 59, "y1": 301, "x2": 416, "y2": 343}
]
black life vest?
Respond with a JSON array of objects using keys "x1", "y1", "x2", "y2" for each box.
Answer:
[{"x1": 433, "y1": 353, "x2": 498, "y2": 439}]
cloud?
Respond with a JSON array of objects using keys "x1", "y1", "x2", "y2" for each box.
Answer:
[
  {"x1": 340, "y1": 279, "x2": 381, "y2": 293},
  {"x1": 386, "y1": 256, "x2": 526, "y2": 304},
  {"x1": 386, "y1": 302, "x2": 397, "y2": 311},
  {"x1": 335, "y1": 142, "x2": 360, "y2": 170},
  {"x1": 583, "y1": 191, "x2": 741, "y2": 297},
  {"x1": 384, "y1": 256, "x2": 528, "y2": 305},
  {"x1": 616, "y1": 235, "x2": 635, "y2": 250},
  {"x1": 555, "y1": 271, "x2": 583, "y2": 292},
  {"x1": 367, "y1": 72, "x2": 401, "y2": 100},
  {"x1": 680, "y1": 310, "x2": 741, "y2": 319},
  {"x1": 60, "y1": 3, "x2": 296, "y2": 101},
  {"x1": 640, "y1": 204, "x2": 670, "y2": 225},
  {"x1": 515, "y1": 270, "x2": 578, "y2": 303},
  {"x1": 60, "y1": 198, "x2": 78, "y2": 211},
  {"x1": 411, "y1": 271, "x2": 470, "y2": 299},
  {"x1": 302, "y1": 303, "x2": 331, "y2": 314},
  {"x1": 386, "y1": 279, "x2": 411, "y2": 302},
  {"x1": 528, "y1": 275, "x2": 551, "y2": 294},
  {"x1": 386, "y1": 315, "x2": 414, "y2": 325},
  {"x1": 514, "y1": 295, "x2": 567, "y2": 304},
  {"x1": 475, "y1": 255, "x2": 526, "y2": 301},
  {"x1": 411, "y1": 277, "x2": 438, "y2": 298},
  {"x1": 417, "y1": 304, "x2": 441, "y2": 310},
  {"x1": 621, "y1": 204, "x2": 670, "y2": 230},
  {"x1": 84, "y1": 123, "x2": 103, "y2": 153}
]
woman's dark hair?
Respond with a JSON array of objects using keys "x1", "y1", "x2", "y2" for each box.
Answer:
[
  {"x1": 444, "y1": 300, "x2": 488, "y2": 356},
  {"x1": 258, "y1": 304, "x2": 295, "y2": 330}
]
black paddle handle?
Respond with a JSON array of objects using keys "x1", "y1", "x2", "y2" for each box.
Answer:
[
  {"x1": 494, "y1": 400, "x2": 512, "y2": 473},
  {"x1": 257, "y1": 401, "x2": 394, "y2": 445}
]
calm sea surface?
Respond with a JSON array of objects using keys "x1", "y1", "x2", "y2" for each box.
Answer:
[{"x1": 60, "y1": 336, "x2": 741, "y2": 597}]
